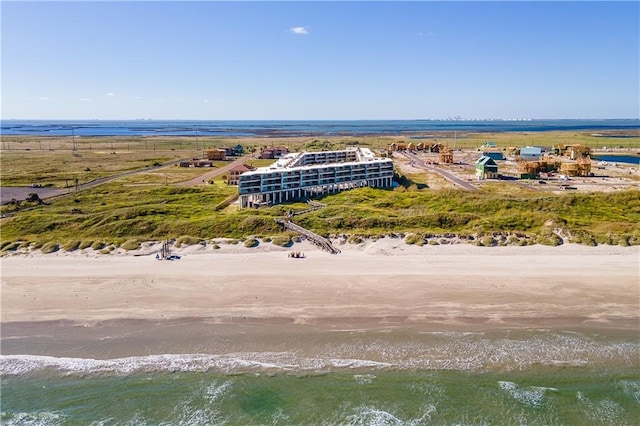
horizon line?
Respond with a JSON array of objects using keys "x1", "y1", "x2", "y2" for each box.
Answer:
[{"x1": 3, "y1": 117, "x2": 639, "y2": 122}]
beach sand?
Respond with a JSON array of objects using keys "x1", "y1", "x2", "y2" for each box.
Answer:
[{"x1": 1, "y1": 241, "x2": 638, "y2": 359}]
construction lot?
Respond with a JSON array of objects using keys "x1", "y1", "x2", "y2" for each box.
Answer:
[{"x1": 394, "y1": 149, "x2": 640, "y2": 194}]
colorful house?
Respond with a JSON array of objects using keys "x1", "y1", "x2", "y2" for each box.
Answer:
[{"x1": 476, "y1": 156, "x2": 499, "y2": 179}]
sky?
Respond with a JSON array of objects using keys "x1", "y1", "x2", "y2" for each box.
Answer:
[{"x1": 2, "y1": 1, "x2": 639, "y2": 120}]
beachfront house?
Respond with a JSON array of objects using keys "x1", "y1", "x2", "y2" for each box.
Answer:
[{"x1": 476, "y1": 156, "x2": 499, "y2": 179}]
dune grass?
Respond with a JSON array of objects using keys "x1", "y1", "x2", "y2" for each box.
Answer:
[{"x1": 2, "y1": 181, "x2": 639, "y2": 248}]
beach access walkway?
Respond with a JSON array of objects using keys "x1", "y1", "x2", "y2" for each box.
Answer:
[
  {"x1": 275, "y1": 201, "x2": 341, "y2": 254},
  {"x1": 276, "y1": 217, "x2": 341, "y2": 254}
]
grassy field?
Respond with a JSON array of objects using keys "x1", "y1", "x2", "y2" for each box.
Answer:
[{"x1": 1, "y1": 132, "x2": 639, "y2": 251}]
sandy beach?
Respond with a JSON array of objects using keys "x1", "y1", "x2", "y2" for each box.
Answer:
[
  {"x1": 2, "y1": 240, "x2": 638, "y2": 329},
  {"x1": 2, "y1": 239, "x2": 640, "y2": 424}
]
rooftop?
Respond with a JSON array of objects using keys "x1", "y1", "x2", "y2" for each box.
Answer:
[{"x1": 244, "y1": 147, "x2": 388, "y2": 175}]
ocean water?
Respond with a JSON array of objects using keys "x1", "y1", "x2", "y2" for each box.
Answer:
[
  {"x1": 1, "y1": 119, "x2": 639, "y2": 137},
  {"x1": 2, "y1": 329, "x2": 639, "y2": 425}
]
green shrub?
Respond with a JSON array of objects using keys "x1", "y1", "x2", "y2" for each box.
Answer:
[
  {"x1": 535, "y1": 232, "x2": 563, "y2": 246},
  {"x1": 404, "y1": 233, "x2": 425, "y2": 246},
  {"x1": 121, "y1": 239, "x2": 140, "y2": 251},
  {"x1": 78, "y1": 240, "x2": 94, "y2": 250},
  {"x1": 91, "y1": 241, "x2": 106, "y2": 250},
  {"x1": 63, "y1": 240, "x2": 81, "y2": 251},
  {"x1": 271, "y1": 236, "x2": 293, "y2": 247},
  {"x1": 30, "y1": 241, "x2": 43, "y2": 250},
  {"x1": 175, "y1": 235, "x2": 202, "y2": 247},
  {"x1": 569, "y1": 230, "x2": 597, "y2": 246},
  {"x1": 41, "y1": 242, "x2": 60, "y2": 254},
  {"x1": 428, "y1": 239, "x2": 439, "y2": 245},
  {"x1": 618, "y1": 235, "x2": 630, "y2": 247},
  {"x1": 1, "y1": 241, "x2": 20, "y2": 252},
  {"x1": 212, "y1": 243, "x2": 220, "y2": 249},
  {"x1": 348, "y1": 235, "x2": 364, "y2": 244},
  {"x1": 262, "y1": 237, "x2": 272, "y2": 243},
  {"x1": 481, "y1": 236, "x2": 497, "y2": 247},
  {"x1": 244, "y1": 238, "x2": 259, "y2": 248}
]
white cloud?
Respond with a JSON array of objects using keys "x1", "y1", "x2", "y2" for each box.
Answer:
[
  {"x1": 290, "y1": 26, "x2": 309, "y2": 35},
  {"x1": 39, "y1": 97, "x2": 49, "y2": 101},
  {"x1": 80, "y1": 98, "x2": 93, "y2": 102},
  {"x1": 203, "y1": 99, "x2": 209, "y2": 103},
  {"x1": 106, "y1": 92, "x2": 116, "y2": 97}
]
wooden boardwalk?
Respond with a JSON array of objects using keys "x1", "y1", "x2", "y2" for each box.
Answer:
[{"x1": 275, "y1": 214, "x2": 341, "y2": 254}]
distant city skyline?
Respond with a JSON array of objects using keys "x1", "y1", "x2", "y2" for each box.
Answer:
[{"x1": 2, "y1": 1, "x2": 639, "y2": 120}]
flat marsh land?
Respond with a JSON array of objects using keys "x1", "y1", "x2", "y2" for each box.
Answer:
[{"x1": 1, "y1": 131, "x2": 639, "y2": 253}]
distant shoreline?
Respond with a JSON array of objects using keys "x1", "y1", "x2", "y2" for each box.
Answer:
[{"x1": 2, "y1": 119, "x2": 639, "y2": 138}]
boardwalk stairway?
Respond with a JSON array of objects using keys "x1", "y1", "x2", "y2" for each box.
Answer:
[{"x1": 275, "y1": 200, "x2": 340, "y2": 254}]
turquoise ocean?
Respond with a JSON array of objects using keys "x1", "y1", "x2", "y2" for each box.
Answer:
[{"x1": 2, "y1": 328, "x2": 639, "y2": 425}]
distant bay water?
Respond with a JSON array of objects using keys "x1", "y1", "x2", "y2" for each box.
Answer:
[{"x1": 1, "y1": 119, "x2": 639, "y2": 137}]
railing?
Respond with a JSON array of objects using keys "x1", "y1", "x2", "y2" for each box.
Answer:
[{"x1": 274, "y1": 200, "x2": 340, "y2": 254}]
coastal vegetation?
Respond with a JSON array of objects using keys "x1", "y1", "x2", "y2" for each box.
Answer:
[
  {"x1": 1, "y1": 132, "x2": 639, "y2": 252},
  {"x1": 1, "y1": 181, "x2": 639, "y2": 251}
]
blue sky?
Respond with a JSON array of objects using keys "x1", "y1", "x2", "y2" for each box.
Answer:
[{"x1": 2, "y1": 1, "x2": 638, "y2": 120}]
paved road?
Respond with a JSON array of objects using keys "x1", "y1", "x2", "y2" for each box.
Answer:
[
  {"x1": 403, "y1": 151, "x2": 480, "y2": 191},
  {"x1": 176, "y1": 155, "x2": 252, "y2": 186}
]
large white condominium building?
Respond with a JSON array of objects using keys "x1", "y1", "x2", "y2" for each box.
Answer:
[{"x1": 238, "y1": 147, "x2": 394, "y2": 208}]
